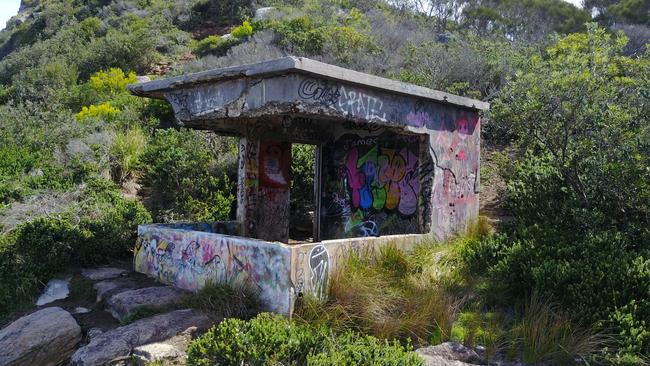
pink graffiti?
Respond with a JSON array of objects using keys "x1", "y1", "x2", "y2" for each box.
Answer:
[
  {"x1": 406, "y1": 111, "x2": 432, "y2": 128},
  {"x1": 345, "y1": 148, "x2": 365, "y2": 209}
]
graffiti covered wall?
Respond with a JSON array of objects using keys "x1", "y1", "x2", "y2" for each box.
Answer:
[
  {"x1": 135, "y1": 225, "x2": 293, "y2": 314},
  {"x1": 320, "y1": 130, "x2": 423, "y2": 239}
]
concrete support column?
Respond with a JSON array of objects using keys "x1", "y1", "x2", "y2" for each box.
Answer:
[{"x1": 237, "y1": 137, "x2": 260, "y2": 238}]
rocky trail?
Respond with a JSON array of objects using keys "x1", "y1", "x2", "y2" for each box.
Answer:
[{"x1": 0, "y1": 262, "x2": 216, "y2": 366}]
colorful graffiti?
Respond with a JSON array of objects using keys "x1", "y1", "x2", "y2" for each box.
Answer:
[
  {"x1": 320, "y1": 132, "x2": 421, "y2": 239},
  {"x1": 135, "y1": 224, "x2": 292, "y2": 314}
]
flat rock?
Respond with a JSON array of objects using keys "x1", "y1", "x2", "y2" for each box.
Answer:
[
  {"x1": 418, "y1": 354, "x2": 478, "y2": 366},
  {"x1": 0, "y1": 307, "x2": 82, "y2": 366},
  {"x1": 36, "y1": 277, "x2": 71, "y2": 306},
  {"x1": 73, "y1": 307, "x2": 91, "y2": 314},
  {"x1": 94, "y1": 277, "x2": 142, "y2": 302},
  {"x1": 416, "y1": 342, "x2": 482, "y2": 364},
  {"x1": 71, "y1": 309, "x2": 213, "y2": 366},
  {"x1": 82, "y1": 267, "x2": 127, "y2": 281},
  {"x1": 133, "y1": 343, "x2": 183, "y2": 364},
  {"x1": 106, "y1": 286, "x2": 185, "y2": 321}
]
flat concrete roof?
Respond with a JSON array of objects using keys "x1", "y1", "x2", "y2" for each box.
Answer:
[{"x1": 128, "y1": 56, "x2": 489, "y2": 111}]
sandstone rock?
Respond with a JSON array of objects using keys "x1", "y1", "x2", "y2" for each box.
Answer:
[
  {"x1": 418, "y1": 354, "x2": 478, "y2": 366},
  {"x1": 254, "y1": 7, "x2": 277, "y2": 21},
  {"x1": 87, "y1": 327, "x2": 104, "y2": 341},
  {"x1": 133, "y1": 343, "x2": 183, "y2": 364},
  {"x1": 36, "y1": 277, "x2": 71, "y2": 305},
  {"x1": 94, "y1": 277, "x2": 142, "y2": 302},
  {"x1": 106, "y1": 286, "x2": 185, "y2": 321},
  {"x1": 0, "y1": 307, "x2": 82, "y2": 366},
  {"x1": 416, "y1": 342, "x2": 482, "y2": 364},
  {"x1": 71, "y1": 309, "x2": 213, "y2": 366},
  {"x1": 82, "y1": 267, "x2": 127, "y2": 281},
  {"x1": 136, "y1": 75, "x2": 151, "y2": 83},
  {"x1": 73, "y1": 306, "x2": 91, "y2": 314}
]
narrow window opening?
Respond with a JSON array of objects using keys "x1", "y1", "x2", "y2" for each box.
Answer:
[{"x1": 289, "y1": 143, "x2": 317, "y2": 243}]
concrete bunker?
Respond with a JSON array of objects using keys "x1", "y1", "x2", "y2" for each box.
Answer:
[{"x1": 128, "y1": 57, "x2": 489, "y2": 315}]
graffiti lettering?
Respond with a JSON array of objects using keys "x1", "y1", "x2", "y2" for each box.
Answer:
[{"x1": 298, "y1": 79, "x2": 341, "y2": 107}]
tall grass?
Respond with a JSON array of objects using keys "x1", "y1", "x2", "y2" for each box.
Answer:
[
  {"x1": 510, "y1": 294, "x2": 607, "y2": 365},
  {"x1": 295, "y1": 241, "x2": 463, "y2": 345},
  {"x1": 295, "y1": 218, "x2": 605, "y2": 364},
  {"x1": 182, "y1": 279, "x2": 261, "y2": 320}
]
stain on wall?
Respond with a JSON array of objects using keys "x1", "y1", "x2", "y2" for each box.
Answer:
[
  {"x1": 426, "y1": 110, "x2": 480, "y2": 239},
  {"x1": 135, "y1": 224, "x2": 292, "y2": 314},
  {"x1": 320, "y1": 131, "x2": 422, "y2": 239}
]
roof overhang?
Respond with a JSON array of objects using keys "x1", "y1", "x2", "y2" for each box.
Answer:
[{"x1": 127, "y1": 56, "x2": 489, "y2": 132}]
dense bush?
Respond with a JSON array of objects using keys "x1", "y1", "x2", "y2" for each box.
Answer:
[
  {"x1": 0, "y1": 181, "x2": 151, "y2": 321},
  {"x1": 187, "y1": 312, "x2": 422, "y2": 366},
  {"x1": 464, "y1": 25, "x2": 650, "y2": 362},
  {"x1": 140, "y1": 128, "x2": 236, "y2": 222}
]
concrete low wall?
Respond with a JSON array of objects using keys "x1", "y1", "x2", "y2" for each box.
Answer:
[
  {"x1": 135, "y1": 223, "x2": 292, "y2": 314},
  {"x1": 135, "y1": 223, "x2": 429, "y2": 315}
]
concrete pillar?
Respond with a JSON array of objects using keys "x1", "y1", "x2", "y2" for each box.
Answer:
[{"x1": 237, "y1": 137, "x2": 260, "y2": 238}]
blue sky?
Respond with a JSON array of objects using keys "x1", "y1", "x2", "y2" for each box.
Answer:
[
  {"x1": 0, "y1": 0, "x2": 20, "y2": 30},
  {"x1": 0, "y1": 0, "x2": 584, "y2": 31}
]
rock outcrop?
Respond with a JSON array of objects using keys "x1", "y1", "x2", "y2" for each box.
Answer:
[
  {"x1": 106, "y1": 286, "x2": 185, "y2": 321},
  {"x1": 416, "y1": 342, "x2": 483, "y2": 366},
  {"x1": 81, "y1": 267, "x2": 127, "y2": 281},
  {"x1": 0, "y1": 307, "x2": 82, "y2": 366},
  {"x1": 71, "y1": 309, "x2": 213, "y2": 366}
]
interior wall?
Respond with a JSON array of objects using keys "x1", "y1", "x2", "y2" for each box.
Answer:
[{"x1": 319, "y1": 127, "x2": 425, "y2": 239}]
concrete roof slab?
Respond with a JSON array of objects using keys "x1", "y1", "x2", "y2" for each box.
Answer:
[{"x1": 128, "y1": 56, "x2": 489, "y2": 112}]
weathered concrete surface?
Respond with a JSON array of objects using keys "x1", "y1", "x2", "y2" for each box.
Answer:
[
  {"x1": 128, "y1": 57, "x2": 488, "y2": 112},
  {"x1": 36, "y1": 277, "x2": 71, "y2": 305},
  {"x1": 106, "y1": 286, "x2": 185, "y2": 321},
  {"x1": 82, "y1": 267, "x2": 127, "y2": 281},
  {"x1": 0, "y1": 307, "x2": 81, "y2": 366},
  {"x1": 70, "y1": 309, "x2": 212, "y2": 366}
]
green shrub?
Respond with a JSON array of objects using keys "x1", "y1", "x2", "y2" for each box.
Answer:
[
  {"x1": 76, "y1": 102, "x2": 120, "y2": 122},
  {"x1": 187, "y1": 313, "x2": 423, "y2": 366},
  {"x1": 141, "y1": 129, "x2": 235, "y2": 222},
  {"x1": 269, "y1": 16, "x2": 327, "y2": 54},
  {"x1": 231, "y1": 21, "x2": 254, "y2": 39},
  {"x1": 308, "y1": 332, "x2": 423, "y2": 366},
  {"x1": 187, "y1": 313, "x2": 327, "y2": 366},
  {"x1": 0, "y1": 180, "x2": 151, "y2": 321},
  {"x1": 192, "y1": 36, "x2": 240, "y2": 57}
]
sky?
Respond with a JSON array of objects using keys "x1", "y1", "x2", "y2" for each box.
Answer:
[
  {"x1": 0, "y1": 0, "x2": 584, "y2": 31},
  {"x1": 0, "y1": 0, "x2": 20, "y2": 30}
]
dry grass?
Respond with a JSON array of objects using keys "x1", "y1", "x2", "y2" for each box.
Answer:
[
  {"x1": 510, "y1": 294, "x2": 607, "y2": 365},
  {"x1": 295, "y1": 241, "x2": 464, "y2": 345}
]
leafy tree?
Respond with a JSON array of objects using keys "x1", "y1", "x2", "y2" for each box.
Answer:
[{"x1": 492, "y1": 24, "x2": 650, "y2": 234}]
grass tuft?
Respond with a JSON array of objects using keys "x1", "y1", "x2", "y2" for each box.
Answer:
[{"x1": 182, "y1": 280, "x2": 261, "y2": 320}]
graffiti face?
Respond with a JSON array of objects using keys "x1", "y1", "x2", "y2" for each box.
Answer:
[{"x1": 321, "y1": 132, "x2": 421, "y2": 239}]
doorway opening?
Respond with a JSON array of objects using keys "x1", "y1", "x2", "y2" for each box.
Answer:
[{"x1": 289, "y1": 143, "x2": 318, "y2": 243}]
